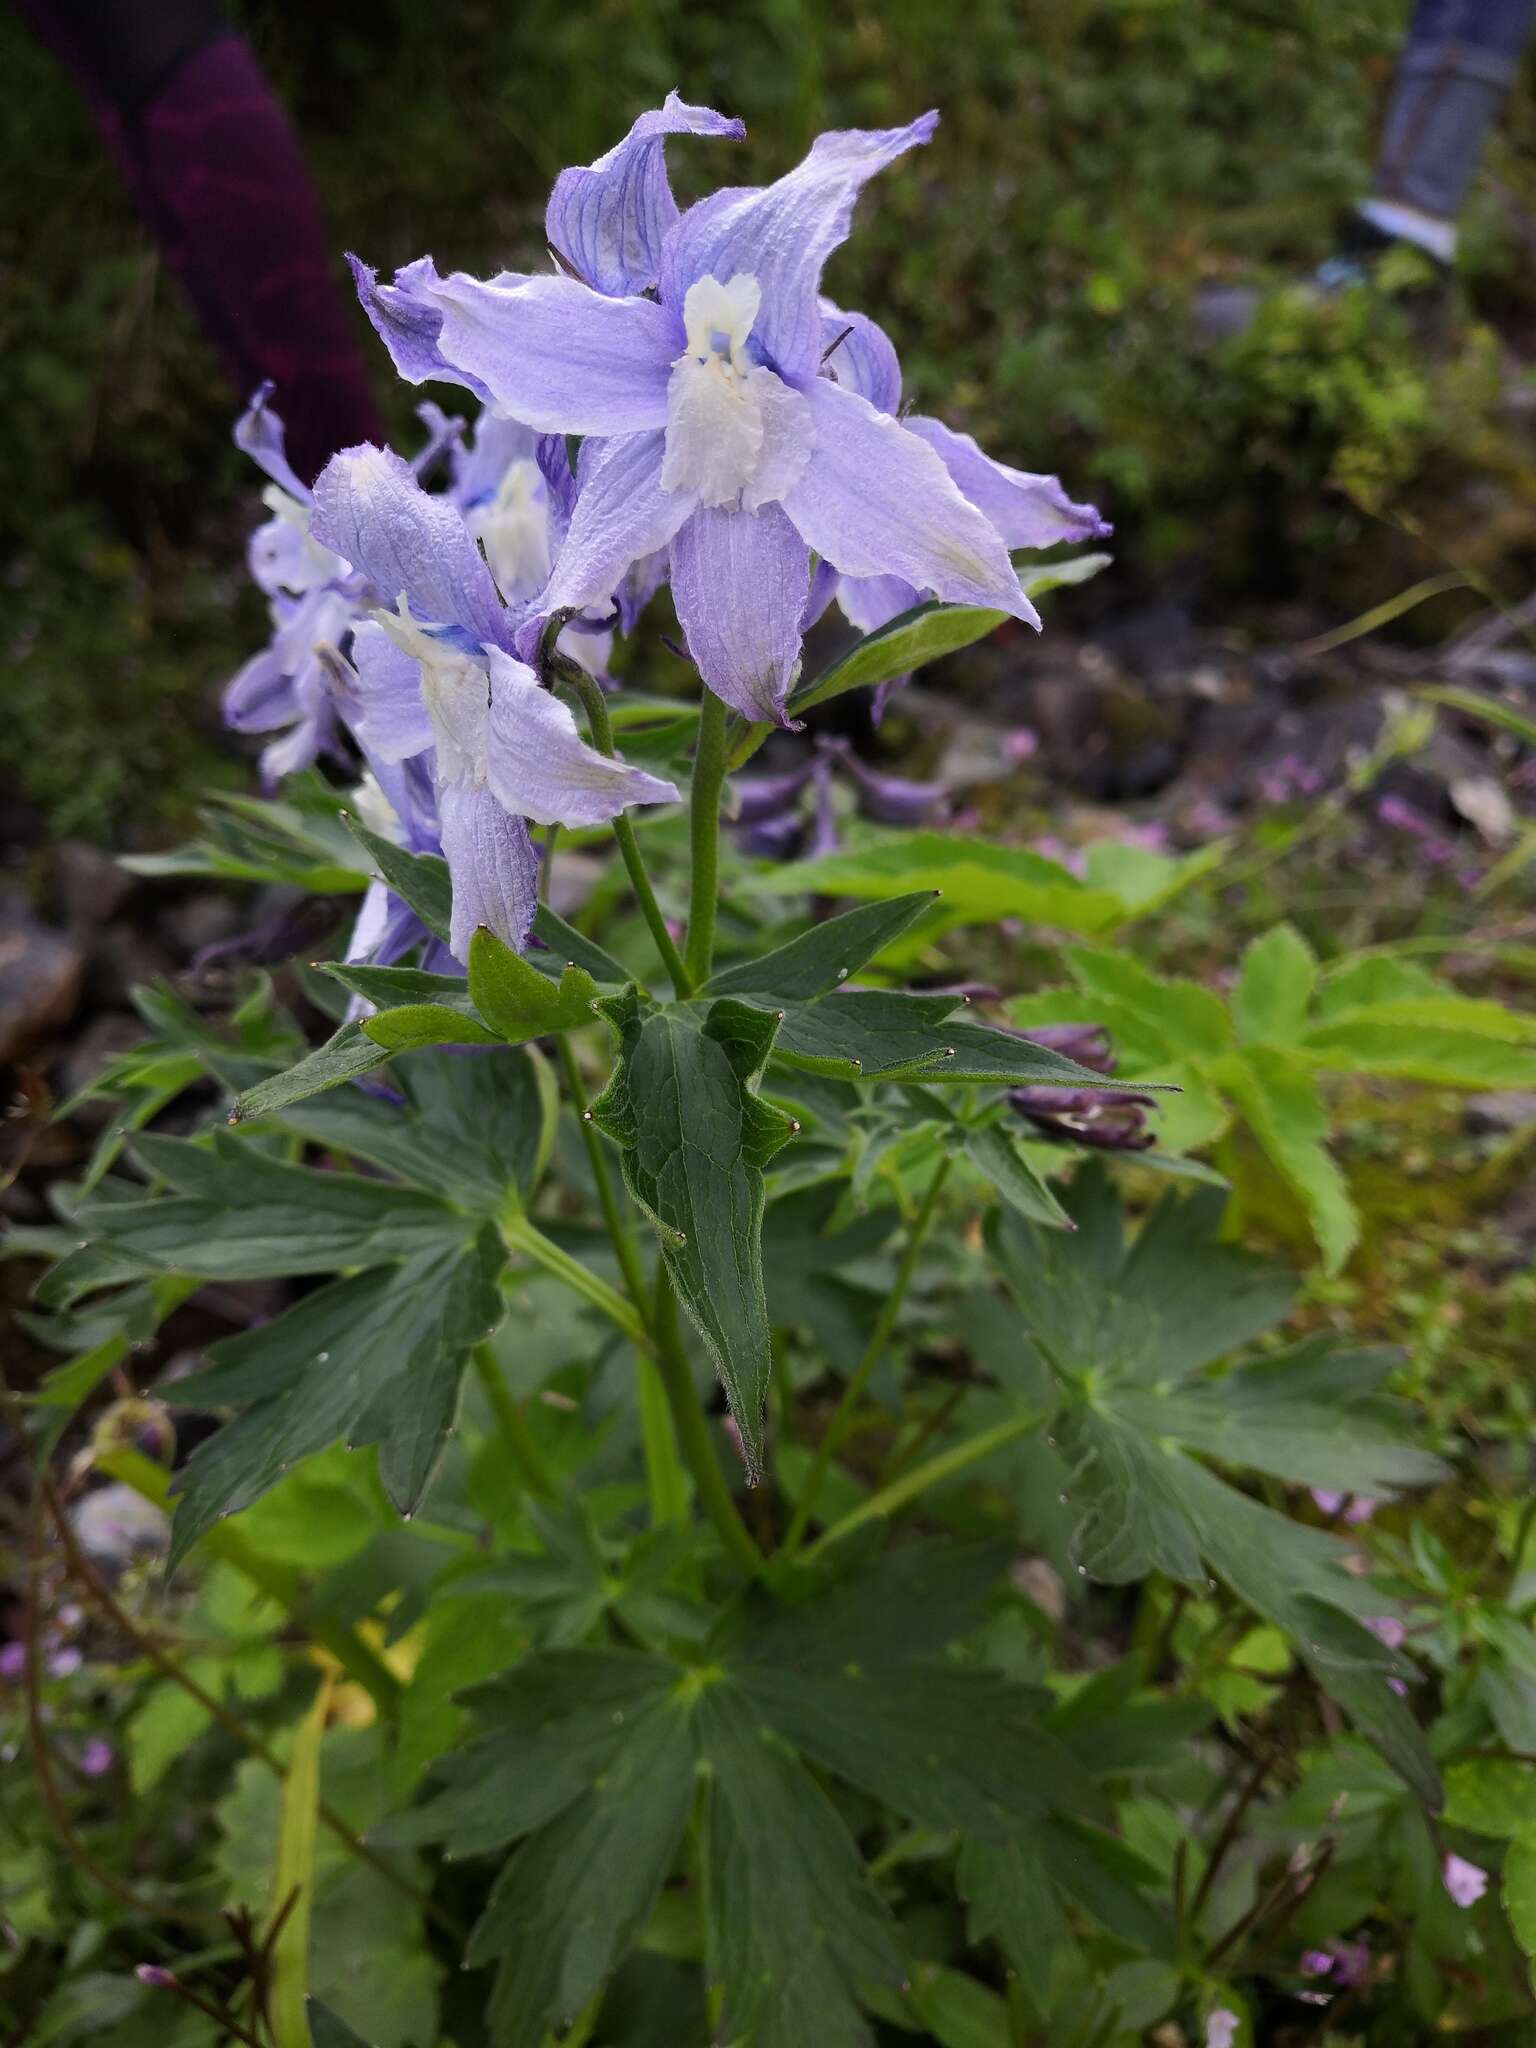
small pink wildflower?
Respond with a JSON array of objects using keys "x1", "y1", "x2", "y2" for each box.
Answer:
[{"x1": 1443, "y1": 1853, "x2": 1488, "y2": 1908}]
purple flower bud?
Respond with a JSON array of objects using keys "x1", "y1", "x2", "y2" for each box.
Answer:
[
  {"x1": 1010, "y1": 1086, "x2": 1156, "y2": 1151},
  {"x1": 1298, "y1": 1949, "x2": 1334, "y2": 1978},
  {"x1": 136, "y1": 1965, "x2": 178, "y2": 1989},
  {"x1": 80, "y1": 1737, "x2": 115, "y2": 1778},
  {"x1": 1003, "y1": 727, "x2": 1039, "y2": 766},
  {"x1": 48, "y1": 1647, "x2": 83, "y2": 1678},
  {"x1": 0, "y1": 1642, "x2": 26, "y2": 1681},
  {"x1": 1443, "y1": 1853, "x2": 1488, "y2": 1908}
]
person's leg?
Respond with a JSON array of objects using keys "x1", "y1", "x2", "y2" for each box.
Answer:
[
  {"x1": 18, "y1": 0, "x2": 382, "y2": 481},
  {"x1": 1363, "y1": 0, "x2": 1536, "y2": 260}
]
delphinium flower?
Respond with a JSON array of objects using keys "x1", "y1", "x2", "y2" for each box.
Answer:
[
  {"x1": 351, "y1": 100, "x2": 1105, "y2": 726},
  {"x1": 308, "y1": 443, "x2": 678, "y2": 958}
]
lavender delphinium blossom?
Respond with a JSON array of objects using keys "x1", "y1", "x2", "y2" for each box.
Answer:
[
  {"x1": 309, "y1": 443, "x2": 677, "y2": 957},
  {"x1": 353, "y1": 103, "x2": 1104, "y2": 726}
]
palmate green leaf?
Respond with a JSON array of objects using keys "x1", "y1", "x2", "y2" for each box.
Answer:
[
  {"x1": 76, "y1": 1133, "x2": 465, "y2": 1279},
  {"x1": 697, "y1": 1685, "x2": 904, "y2": 2048},
  {"x1": 991, "y1": 1176, "x2": 1441, "y2": 1800},
  {"x1": 1298, "y1": 1006, "x2": 1536, "y2": 1088},
  {"x1": 230, "y1": 1019, "x2": 394, "y2": 1123},
  {"x1": 587, "y1": 990, "x2": 797, "y2": 1481},
  {"x1": 468, "y1": 927, "x2": 600, "y2": 1040},
  {"x1": 703, "y1": 891, "x2": 940, "y2": 1001},
  {"x1": 469, "y1": 1696, "x2": 697, "y2": 2048},
  {"x1": 162, "y1": 1227, "x2": 503, "y2": 1564}
]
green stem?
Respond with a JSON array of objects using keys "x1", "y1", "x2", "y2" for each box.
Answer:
[
  {"x1": 561, "y1": 660, "x2": 691, "y2": 996},
  {"x1": 651, "y1": 1268, "x2": 762, "y2": 1577},
  {"x1": 500, "y1": 1208, "x2": 654, "y2": 1354},
  {"x1": 684, "y1": 690, "x2": 729, "y2": 989},
  {"x1": 781, "y1": 1154, "x2": 952, "y2": 1554},
  {"x1": 556, "y1": 1036, "x2": 650, "y2": 1310},
  {"x1": 556, "y1": 1036, "x2": 687, "y2": 1526},
  {"x1": 798, "y1": 1407, "x2": 1043, "y2": 1564},
  {"x1": 471, "y1": 1343, "x2": 556, "y2": 1498}
]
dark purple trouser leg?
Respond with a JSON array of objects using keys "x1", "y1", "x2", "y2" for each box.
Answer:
[
  {"x1": 1375, "y1": 0, "x2": 1536, "y2": 220},
  {"x1": 19, "y1": 0, "x2": 383, "y2": 482}
]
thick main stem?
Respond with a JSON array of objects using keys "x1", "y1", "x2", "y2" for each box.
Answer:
[
  {"x1": 782, "y1": 1154, "x2": 952, "y2": 1554},
  {"x1": 684, "y1": 691, "x2": 729, "y2": 989},
  {"x1": 652, "y1": 1268, "x2": 763, "y2": 1577}
]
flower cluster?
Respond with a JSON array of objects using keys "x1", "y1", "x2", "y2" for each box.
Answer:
[{"x1": 225, "y1": 95, "x2": 1104, "y2": 964}]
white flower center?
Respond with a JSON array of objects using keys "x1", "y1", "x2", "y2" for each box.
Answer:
[
  {"x1": 377, "y1": 597, "x2": 489, "y2": 790},
  {"x1": 468, "y1": 458, "x2": 553, "y2": 602},
  {"x1": 660, "y1": 272, "x2": 814, "y2": 512}
]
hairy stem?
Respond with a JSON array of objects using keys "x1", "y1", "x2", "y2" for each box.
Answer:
[
  {"x1": 471, "y1": 1343, "x2": 556, "y2": 1498},
  {"x1": 684, "y1": 690, "x2": 730, "y2": 988},
  {"x1": 781, "y1": 1154, "x2": 952, "y2": 1553},
  {"x1": 559, "y1": 659, "x2": 691, "y2": 996},
  {"x1": 651, "y1": 1268, "x2": 763, "y2": 1577}
]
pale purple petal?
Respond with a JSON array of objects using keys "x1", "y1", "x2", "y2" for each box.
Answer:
[
  {"x1": 1205, "y1": 2013, "x2": 1238, "y2": 2048},
  {"x1": 348, "y1": 620, "x2": 434, "y2": 763},
  {"x1": 1298, "y1": 1951, "x2": 1334, "y2": 1979},
  {"x1": 416, "y1": 271, "x2": 679, "y2": 435},
  {"x1": 1362, "y1": 1614, "x2": 1406, "y2": 1650},
  {"x1": 801, "y1": 556, "x2": 839, "y2": 631},
  {"x1": 838, "y1": 571, "x2": 920, "y2": 634},
  {"x1": 819, "y1": 299, "x2": 902, "y2": 412},
  {"x1": 234, "y1": 380, "x2": 312, "y2": 502},
  {"x1": 483, "y1": 648, "x2": 679, "y2": 827},
  {"x1": 1443, "y1": 1854, "x2": 1488, "y2": 1908},
  {"x1": 783, "y1": 381, "x2": 1038, "y2": 619},
  {"x1": 448, "y1": 410, "x2": 543, "y2": 512},
  {"x1": 905, "y1": 415, "x2": 1111, "y2": 549},
  {"x1": 615, "y1": 546, "x2": 670, "y2": 634},
  {"x1": 670, "y1": 503, "x2": 810, "y2": 724},
  {"x1": 437, "y1": 781, "x2": 539, "y2": 959},
  {"x1": 349, "y1": 254, "x2": 503, "y2": 403},
  {"x1": 311, "y1": 445, "x2": 510, "y2": 649},
  {"x1": 538, "y1": 432, "x2": 696, "y2": 615},
  {"x1": 730, "y1": 759, "x2": 815, "y2": 823},
  {"x1": 546, "y1": 93, "x2": 745, "y2": 297},
  {"x1": 660, "y1": 114, "x2": 938, "y2": 386}
]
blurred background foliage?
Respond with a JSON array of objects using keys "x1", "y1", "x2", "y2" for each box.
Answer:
[{"x1": 2, "y1": 0, "x2": 1536, "y2": 839}]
